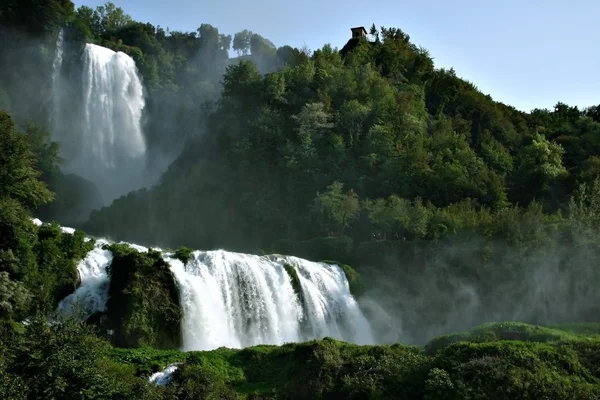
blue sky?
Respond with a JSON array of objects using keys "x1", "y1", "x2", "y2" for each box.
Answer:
[{"x1": 74, "y1": 0, "x2": 599, "y2": 113}]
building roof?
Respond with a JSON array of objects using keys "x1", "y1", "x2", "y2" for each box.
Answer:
[{"x1": 350, "y1": 26, "x2": 368, "y2": 35}]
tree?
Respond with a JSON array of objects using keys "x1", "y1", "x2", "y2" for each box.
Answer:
[
  {"x1": 293, "y1": 102, "x2": 333, "y2": 162},
  {"x1": 7, "y1": 316, "x2": 130, "y2": 399},
  {"x1": 0, "y1": 272, "x2": 31, "y2": 320},
  {"x1": 336, "y1": 100, "x2": 370, "y2": 148},
  {"x1": 250, "y1": 33, "x2": 276, "y2": 56},
  {"x1": 583, "y1": 104, "x2": 600, "y2": 123},
  {"x1": 0, "y1": 0, "x2": 74, "y2": 35},
  {"x1": 219, "y1": 34, "x2": 232, "y2": 52},
  {"x1": 198, "y1": 23, "x2": 220, "y2": 53},
  {"x1": 313, "y1": 181, "x2": 360, "y2": 235},
  {"x1": 94, "y1": 2, "x2": 132, "y2": 34},
  {"x1": 233, "y1": 30, "x2": 253, "y2": 56},
  {"x1": 0, "y1": 111, "x2": 54, "y2": 211},
  {"x1": 221, "y1": 61, "x2": 262, "y2": 100},
  {"x1": 568, "y1": 178, "x2": 600, "y2": 237},
  {"x1": 369, "y1": 23, "x2": 380, "y2": 42},
  {"x1": 512, "y1": 133, "x2": 568, "y2": 204},
  {"x1": 23, "y1": 121, "x2": 61, "y2": 182}
]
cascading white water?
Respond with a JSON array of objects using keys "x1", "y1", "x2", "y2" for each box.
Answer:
[
  {"x1": 51, "y1": 30, "x2": 64, "y2": 133},
  {"x1": 78, "y1": 44, "x2": 147, "y2": 202},
  {"x1": 168, "y1": 251, "x2": 304, "y2": 350},
  {"x1": 48, "y1": 219, "x2": 374, "y2": 350},
  {"x1": 168, "y1": 251, "x2": 374, "y2": 351},
  {"x1": 51, "y1": 219, "x2": 154, "y2": 319},
  {"x1": 81, "y1": 44, "x2": 146, "y2": 169},
  {"x1": 50, "y1": 43, "x2": 148, "y2": 205},
  {"x1": 57, "y1": 239, "x2": 113, "y2": 319},
  {"x1": 279, "y1": 255, "x2": 374, "y2": 344},
  {"x1": 149, "y1": 364, "x2": 180, "y2": 385}
]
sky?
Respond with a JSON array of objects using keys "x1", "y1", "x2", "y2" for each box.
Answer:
[{"x1": 74, "y1": 0, "x2": 599, "y2": 113}]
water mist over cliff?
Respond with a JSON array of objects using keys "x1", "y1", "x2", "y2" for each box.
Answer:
[{"x1": 51, "y1": 40, "x2": 148, "y2": 205}]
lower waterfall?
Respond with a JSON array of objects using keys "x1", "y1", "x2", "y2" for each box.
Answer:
[
  {"x1": 54, "y1": 223, "x2": 374, "y2": 350},
  {"x1": 169, "y1": 251, "x2": 373, "y2": 351}
]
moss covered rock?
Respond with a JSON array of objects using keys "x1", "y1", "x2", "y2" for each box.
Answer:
[
  {"x1": 283, "y1": 263, "x2": 303, "y2": 300},
  {"x1": 104, "y1": 244, "x2": 182, "y2": 349},
  {"x1": 321, "y1": 260, "x2": 364, "y2": 297},
  {"x1": 32, "y1": 222, "x2": 94, "y2": 313}
]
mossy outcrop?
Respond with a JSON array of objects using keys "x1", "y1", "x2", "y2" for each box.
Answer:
[
  {"x1": 424, "y1": 321, "x2": 600, "y2": 355},
  {"x1": 104, "y1": 244, "x2": 183, "y2": 349},
  {"x1": 283, "y1": 263, "x2": 303, "y2": 301},
  {"x1": 321, "y1": 260, "x2": 364, "y2": 297},
  {"x1": 32, "y1": 222, "x2": 95, "y2": 313}
]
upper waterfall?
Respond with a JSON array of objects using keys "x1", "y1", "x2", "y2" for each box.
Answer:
[
  {"x1": 81, "y1": 44, "x2": 146, "y2": 170},
  {"x1": 51, "y1": 43, "x2": 148, "y2": 205}
]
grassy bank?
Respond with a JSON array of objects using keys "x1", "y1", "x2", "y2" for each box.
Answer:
[{"x1": 99, "y1": 322, "x2": 600, "y2": 399}]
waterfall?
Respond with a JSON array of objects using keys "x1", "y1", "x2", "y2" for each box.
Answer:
[
  {"x1": 57, "y1": 239, "x2": 113, "y2": 319},
  {"x1": 51, "y1": 221, "x2": 374, "y2": 350},
  {"x1": 81, "y1": 44, "x2": 146, "y2": 169},
  {"x1": 51, "y1": 30, "x2": 64, "y2": 133},
  {"x1": 56, "y1": 237, "x2": 153, "y2": 320},
  {"x1": 168, "y1": 251, "x2": 374, "y2": 351},
  {"x1": 79, "y1": 44, "x2": 147, "y2": 202},
  {"x1": 168, "y1": 251, "x2": 303, "y2": 350},
  {"x1": 50, "y1": 43, "x2": 148, "y2": 205},
  {"x1": 149, "y1": 364, "x2": 180, "y2": 385},
  {"x1": 280, "y1": 255, "x2": 374, "y2": 344}
]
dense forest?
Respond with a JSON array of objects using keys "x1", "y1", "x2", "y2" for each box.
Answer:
[{"x1": 2, "y1": 0, "x2": 600, "y2": 398}]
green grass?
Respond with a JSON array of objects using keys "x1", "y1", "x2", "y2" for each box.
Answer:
[
  {"x1": 107, "y1": 343, "x2": 302, "y2": 395},
  {"x1": 108, "y1": 347, "x2": 186, "y2": 375},
  {"x1": 425, "y1": 321, "x2": 600, "y2": 354},
  {"x1": 546, "y1": 323, "x2": 600, "y2": 335}
]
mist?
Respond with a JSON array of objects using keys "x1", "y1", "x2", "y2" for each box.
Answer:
[
  {"x1": 358, "y1": 230, "x2": 600, "y2": 345},
  {"x1": 52, "y1": 38, "x2": 148, "y2": 205}
]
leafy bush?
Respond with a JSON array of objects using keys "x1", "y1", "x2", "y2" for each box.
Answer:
[{"x1": 173, "y1": 246, "x2": 194, "y2": 264}]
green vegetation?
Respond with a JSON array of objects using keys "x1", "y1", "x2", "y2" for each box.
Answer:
[
  {"x1": 424, "y1": 322, "x2": 600, "y2": 355},
  {"x1": 0, "y1": 110, "x2": 94, "y2": 320},
  {"x1": 33, "y1": 222, "x2": 95, "y2": 312},
  {"x1": 104, "y1": 244, "x2": 183, "y2": 349},
  {"x1": 50, "y1": 0, "x2": 600, "y2": 343},
  {"x1": 4, "y1": 318, "x2": 600, "y2": 399},
  {"x1": 322, "y1": 260, "x2": 364, "y2": 297},
  {"x1": 173, "y1": 246, "x2": 194, "y2": 264},
  {"x1": 107, "y1": 323, "x2": 600, "y2": 399}
]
